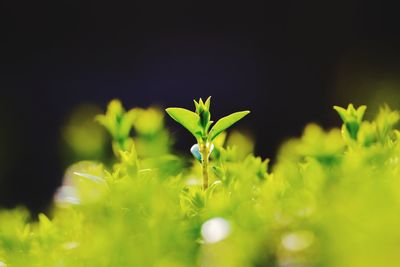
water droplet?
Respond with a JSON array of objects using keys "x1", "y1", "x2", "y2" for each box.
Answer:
[
  {"x1": 54, "y1": 185, "x2": 80, "y2": 205},
  {"x1": 190, "y1": 144, "x2": 202, "y2": 162},
  {"x1": 201, "y1": 217, "x2": 231, "y2": 244},
  {"x1": 281, "y1": 230, "x2": 314, "y2": 252}
]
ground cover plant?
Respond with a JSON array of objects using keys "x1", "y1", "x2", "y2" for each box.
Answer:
[{"x1": 0, "y1": 98, "x2": 400, "y2": 267}]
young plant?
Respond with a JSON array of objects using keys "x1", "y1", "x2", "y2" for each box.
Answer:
[
  {"x1": 166, "y1": 97, "x2": 250, "y2": 189},
  {"x1": 333, "y1": 104, "x2": 366, "y2": 141},
  {"x1": 95, "y1": 99, "x2": 137, "y2": 155}
]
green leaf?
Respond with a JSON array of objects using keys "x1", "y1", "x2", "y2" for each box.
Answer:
[
  {"x1": 165, "y1": 108, "x2": 202, "y2": 139},
  {"x1": 119, "y1": 109, "x2": 138, "y2": 138},
  {"x1": 356, "y1": 105, "x2": 367, "y2": 121},
  {"x1": 204, "y1": 96, "x2": 211, "y2": 109},
  {"x1": 333, "y1": 106, "x2": 348, "y2": 123},
  {"x1": 193, "y1": 99, "x2": 200, "y2": 112},
  {"x1": 333, "y1": 104, "x2": 367, "y2": 141},
  {"x1": 209, "y1": 111, "x2": 250, "y2": 141}
]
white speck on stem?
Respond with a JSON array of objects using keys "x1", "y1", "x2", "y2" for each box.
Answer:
[{"x1": 201, "y1": 217, "x2": 231, "y2": 244}]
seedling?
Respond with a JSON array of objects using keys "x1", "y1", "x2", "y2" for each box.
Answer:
[
  {"x1": 333, "y1": 104, "x2": 366, "y2": 141},
  {"x1": 166, "y1": 97, "x2": 250, "y2": 189},
  {"x1": 95, "y1": 99, "x2": 137, "y2": 155}
]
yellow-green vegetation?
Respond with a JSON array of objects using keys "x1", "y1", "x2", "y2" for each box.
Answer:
[
  {"x1": 166, "y1": 97, "x2": 250, "y2": 189},
  {"x1": 1, "y1": 100, "x2": 400, "y2": 267}
]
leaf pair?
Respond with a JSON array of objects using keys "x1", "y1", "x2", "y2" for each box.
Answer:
[
  {"x1": 96, "y1": 99, "x2": 137, "y2": 142},
  {"x1": 165, "y1": 97, "x2": 250, "y2": 142}
]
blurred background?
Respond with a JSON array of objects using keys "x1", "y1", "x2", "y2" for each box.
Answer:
[{"x1": 1, "y1": 0, "x2": 400, "y2": 211}]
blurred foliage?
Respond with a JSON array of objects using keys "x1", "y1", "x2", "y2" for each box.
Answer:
[
  {"x1": 1, "y1": 100, "x2": 400, "y2": 267},
  {"x1": 62, "y1": 104, "x2": 108, "y2": 162}
]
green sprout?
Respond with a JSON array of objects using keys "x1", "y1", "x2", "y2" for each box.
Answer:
[
  {"x1": 166, "y1": 97, "x2": 250, "y2": 189},
  {"x1": 95, "y1": 99, "x2": 137, "y2": 155},
  {"x1": 333, "y1": 104, "x2": 366, "y2": 141}
]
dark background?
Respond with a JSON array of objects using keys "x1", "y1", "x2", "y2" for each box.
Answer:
[{"x1": 1, "y1": 0, "x2": 400, "y2": 212}]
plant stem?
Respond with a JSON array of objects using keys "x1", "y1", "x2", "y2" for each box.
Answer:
[{"x1": 200, "y1": 143, "x2": 209, "y2": 190}]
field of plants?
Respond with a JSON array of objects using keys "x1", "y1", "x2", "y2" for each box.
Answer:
[{"x1": 1, "y1": 98, "x2": 400, "y2": 267}]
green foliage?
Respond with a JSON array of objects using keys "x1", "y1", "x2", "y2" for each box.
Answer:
[
  {"x1": 164, "y1": 107, "x2": 201, "y2": 140},
  {"x1": 96, "y1": 99, "x2": 136, "y2": 154},
  {"x1": 1, "y1": 100, "x2": 400, "y2": 267},
  {"x1": 209, "y1": 111, "x2": 250, "y2": 141},
  {"x1": 166, "y1": 97, "x2": 250, "y2": 142},
  {"x1": 166, "y1": 97, "x2": 250, "y2": 189},
  {"x1": 131, "y1": 106, "x2": 173, "y2": 158},
  {"x1": 62, "y1": 104, "x2": 107, "y2": 161},
  {"x1": 333, "y1": 104, "x2": 366, "y2": 141}
]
